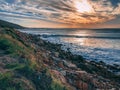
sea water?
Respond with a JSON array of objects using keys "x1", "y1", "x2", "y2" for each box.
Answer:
[{"x1": 19, "y1": 28, "x2": 120, "y2": 65}]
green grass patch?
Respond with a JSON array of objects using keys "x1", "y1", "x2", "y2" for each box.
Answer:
[
  {"x1": 0, "y1": 34, "x2": 34, "y2": 58},
  {"x1": 0, "y1": 72, "x2": 28, "y2": 90},
  {"x1": 50, "y1": 80, "x2": 67, "y2": 90},
  {"x1": 5, "y1": 63, "x2": 25, "y2": 71},
  {"x1": 49, "y1": 71, "x2": 68, "y2": 90}
]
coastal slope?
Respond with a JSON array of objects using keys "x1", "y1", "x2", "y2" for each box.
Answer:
[
  {"x1": 0, "y1": 20, "x2": 120, "y2": 90},
  {"x1": 0, "y1": 20, "x2": 24, "y2": 29}
]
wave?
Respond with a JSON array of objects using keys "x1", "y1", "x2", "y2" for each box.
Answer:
[
  {"x1": 39, "y1": 34, "x2": 120, "y2": 39},
  {"x1": 41, "y1": 36, "x2": 120, "y2": 65}
]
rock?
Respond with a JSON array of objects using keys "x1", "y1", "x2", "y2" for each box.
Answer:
[
  {"x1": 58, "y1": 61, "x2": 64, "y2": 68},
  {"x1": 76, "y1": 71, "x2": 87, "y2": 74},
  {"x1": 54, "y1": 52, "x2": 59, "y2": 57},
  {"x1": 60, "y1": 70, "x2": 67, "y2": 76},
  {"x1": 63, "y1": 60, "x2": 77, "y2": 69},
  {"x1": 50, "y1": 70, "x2": 67, "y2": 84},
  {"x1": 75, "y1": 81, "x2": 88, "y2": 90},
  {"x1": 52, "y1": 57, "x2": 61, "y2": 61}
]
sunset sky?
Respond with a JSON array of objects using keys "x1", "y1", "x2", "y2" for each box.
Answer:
[{"x1": 0, "y1": 0, "x2": 120, "y2": 28}]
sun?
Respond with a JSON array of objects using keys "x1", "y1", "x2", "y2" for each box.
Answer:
[{"x1": 75, "y1": 0, "x2": 93, "y2": 13}]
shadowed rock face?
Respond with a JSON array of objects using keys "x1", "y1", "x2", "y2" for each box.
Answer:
[{"x1": 0, "y1": 20, "x2": 120, "y2": 90}]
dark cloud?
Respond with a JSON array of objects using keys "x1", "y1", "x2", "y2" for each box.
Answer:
[{"x1": 109, "y1": 0, "x2": 120, "y2": 8}]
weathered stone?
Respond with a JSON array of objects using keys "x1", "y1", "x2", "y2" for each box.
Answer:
[
  {"x1": 63, "y1": 60, "x2": 77, "y2": 69},
  {"x1": 54, "y1": 52, "x2": 59, "y2": 57},
  {"x1": 60, "y1": 70, "x2": 67, "y2": 76},
  {"x1": 58, "y1": 61, "x2": 64, "y2": 68},
  {"x1": 75, "y1": 81, "x2": 88, "y2": 90}
]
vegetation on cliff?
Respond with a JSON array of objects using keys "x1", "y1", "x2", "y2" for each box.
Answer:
[{"x1": 0, "y1": 27, "x2": 71, "y2": 90}]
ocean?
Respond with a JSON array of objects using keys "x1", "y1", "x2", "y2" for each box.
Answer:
[{"x1": 19, "y1": 28, "x2": 120, "y2": 65}]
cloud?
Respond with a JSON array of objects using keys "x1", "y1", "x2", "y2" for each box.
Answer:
[{"x1": 0, "y1": 0, "x2": 120, "y2": 26}]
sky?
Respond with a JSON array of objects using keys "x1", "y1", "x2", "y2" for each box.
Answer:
[{"x1": 0, "y1": 0, "x2": 120, "y2": 28}]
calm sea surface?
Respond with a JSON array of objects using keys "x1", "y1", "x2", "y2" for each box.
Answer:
[{"x1": 19, "y1": 28, "x2": 120, "y2": 65}]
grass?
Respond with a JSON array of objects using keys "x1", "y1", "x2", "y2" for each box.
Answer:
[
  {"x1": 0, "y1": 29, "x2": 35, "y2": 60},
  {"x1": 49, "y1": 70, "x2": 68, "y2": 90},
  {"x1": 0, "y1": 72, "x2": 25, "y2": 90},
  {"x1": 0, "y1": 28, "x2": 38, "y2": 90},
  {"x1": 5, "y1": 63, "x2": 25, "y2": 70},
  {"x1": 0, "y1": 28, "x2": 72, "y2": 90},
  {"x1": 50, "y1": 80, "x2": 67, "y2": 90}
]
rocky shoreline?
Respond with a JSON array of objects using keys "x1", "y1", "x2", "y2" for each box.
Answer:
[
  {"x1": 36, "y1": 35, "x2": 120, "y2": 74},
  {"x1": 38, "y1": 34, "x2": 120, "y2": 75},
  {"x1": 32, "y1": 34, "x2": 120, "y2": 89},
  {"x1": 0, "y1": 27, "x2": 120, "y2": 90}
]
